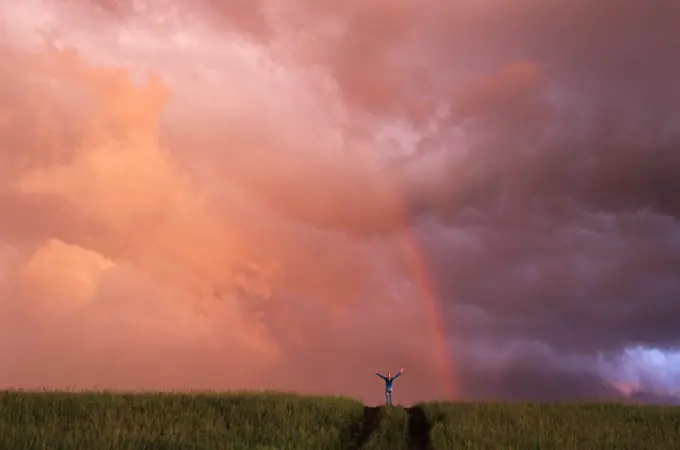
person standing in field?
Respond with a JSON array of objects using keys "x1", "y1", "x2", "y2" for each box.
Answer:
[{"x1": 376, "y1": 368, "x2": 403, "y2": 406}]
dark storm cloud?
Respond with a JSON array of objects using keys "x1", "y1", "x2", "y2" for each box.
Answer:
[
  {"x1": 457, "y1": 351, "x2": 680, "y2": 404},
  {"x1": 395, "y1": 0, "x2": 680, "y2": 398},
  {"x1": 457, "y1": 355, "x2": 621, "y2": 403}
]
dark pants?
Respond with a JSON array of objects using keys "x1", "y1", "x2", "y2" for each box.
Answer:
[{"x1": 385, "y1": 389, "x2": 393, "y2": 406}]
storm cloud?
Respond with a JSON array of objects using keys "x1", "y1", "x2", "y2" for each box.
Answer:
[{"x1": 0, "y1": 0, "x2": 679, "y2": 405}]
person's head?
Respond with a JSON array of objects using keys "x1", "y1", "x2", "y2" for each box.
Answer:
[{"x1": 387, "y1": 372, "x2": 391, "y2": 379}]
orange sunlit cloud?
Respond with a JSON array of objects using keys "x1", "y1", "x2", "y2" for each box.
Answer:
[{"x1": 0, "y1": 0, "x2": 446, "y2": 405}]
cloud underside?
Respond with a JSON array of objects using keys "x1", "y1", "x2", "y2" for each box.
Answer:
[{"x1": 0, "y1": 0, "x2": 679, "y2": 403}]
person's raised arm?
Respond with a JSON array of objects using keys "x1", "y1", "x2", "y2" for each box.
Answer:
[
  {"x1": 393, "y1": 368, "x2": 404, "y2": 379},
  {"x1": 375, "y1": 370, "x2": 386, "y2": 380}
]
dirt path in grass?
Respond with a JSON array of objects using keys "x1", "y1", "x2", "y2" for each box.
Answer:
[
  {"x1": 346, "y1": 406, "x2": 381, "y2": 449},
  {"x1": 406, "y1": 406, "x2": 432, "y2": 450}
]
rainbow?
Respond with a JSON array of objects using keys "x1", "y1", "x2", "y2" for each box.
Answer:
[
  {"x1": 375, "y1": 158, "x2": 456, "y2": 400},
  {"x1": 398, "y1": 228, "x2": 457, "y2": 400},
  {"x1": 382, "y1": 167, "x2": 456, "y2": 400}
]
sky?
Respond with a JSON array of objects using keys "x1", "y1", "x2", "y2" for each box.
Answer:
[{"x1": 1, "y1": 0, "x2": 679, "y2": 406}]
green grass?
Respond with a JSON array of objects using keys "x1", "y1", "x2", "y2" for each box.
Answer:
[
  {"x1": 422, "y1": 401, "x2": 680, "y2": 449},
  {"x1": 1, "y1": 391, "x2": 680, "y2": 449},
  {"x1": 0, "y1": 391, "x2": 364, "y2": 450}
]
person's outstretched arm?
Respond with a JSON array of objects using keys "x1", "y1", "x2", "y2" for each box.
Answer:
[
  {"x1": 392, "y1": 368, "x2": 404, "y2": 379},
  {"x1": 376, "y1": 371, "x2": 387, "y2": 380}
]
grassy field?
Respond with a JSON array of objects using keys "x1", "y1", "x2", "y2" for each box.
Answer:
[
  {"x1": 1, "y1": 391, "x2": 679, "y2": 449},
  {"x1": 423, "y1": 401, "x2": 680, "y2": 449}
]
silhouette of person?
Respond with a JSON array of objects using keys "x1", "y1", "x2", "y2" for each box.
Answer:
[{"x1": 376, "y1": 368, "x2": 403, "y2": 406}]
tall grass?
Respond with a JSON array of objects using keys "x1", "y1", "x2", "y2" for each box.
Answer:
[
  {"x1": 422, "y1": 401, "x2": 680, "y2": 449},
  {"x1": 0, "y1": 391, "x2": 364, "y2": 450},
  {"x1": 2, "y1": 391, "x2": 680, "y2": 449}
]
